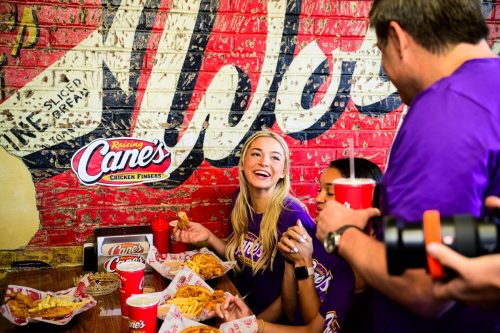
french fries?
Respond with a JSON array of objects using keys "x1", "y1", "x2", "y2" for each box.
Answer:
[
  {"x1": 167, "y1": 296, "x2": 205, "y2": 317},
  {"x1": 166, "y1": 286, "x2": 225, "y2": 318},
  {"x1": 28, "y1": 295, "x2": 90, "y2": 313},
  {"x1": 179, "y1": 254, "x2": 224, "y2": 279},
  {"x1": 180, "y1": 259, "x2": 201, "y2": 275}
]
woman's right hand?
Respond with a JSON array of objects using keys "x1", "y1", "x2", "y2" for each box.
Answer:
[
  {"x1": 213, "y1": 295, "x2": 252, "y2": 321},
  {"x1": 174, "y1": 222, "x2": 211, "y2": 244}
]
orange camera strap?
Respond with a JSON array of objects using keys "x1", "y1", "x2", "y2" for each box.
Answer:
[{"x1": 423, "y1": 210, "x2": 444, "y2": 278}]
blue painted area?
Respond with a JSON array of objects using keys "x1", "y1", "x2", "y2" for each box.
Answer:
[
  {"x1": 288, "y1": 60, "x2": 355, "y2": 141},
  {"x1": 482, "y1": 0, "x2": 497, "y2": 19},
  {"x1": 353, "y1": 59, "x2": 403, "y2": 114}
]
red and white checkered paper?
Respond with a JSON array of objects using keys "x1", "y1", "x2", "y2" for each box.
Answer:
[{"x1": 0, "y1": 274, "x2": 96, "y2": 326}]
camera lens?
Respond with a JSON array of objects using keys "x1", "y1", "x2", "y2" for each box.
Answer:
[
  {"x1": 384, "y1": 216, "x2": 426, "y2": 275},
  {"x1": 384, "y1": 214, "x2": 500, "y2": 276}
]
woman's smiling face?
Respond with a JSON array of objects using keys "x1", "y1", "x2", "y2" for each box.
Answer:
[
  {"x1": 315, "y1": 167, "x2": 343, "y2": 216},
  {"x1": 242, "y1": 136, "x2": 286, "y2": 193}
]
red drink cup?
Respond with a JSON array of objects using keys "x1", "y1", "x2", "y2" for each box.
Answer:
[
  {"x1": 169, "y1": 220, "x2": 191, "y2": 253},
  {"x1": 117, "y1": 262, "x2": 145, "y2": 317},
  {"x1": 126, "y1": 294, "x2": 159, "y2": 333},
  {"x1": 333, "y1": 178, "x2": 376, "y2": 209}
]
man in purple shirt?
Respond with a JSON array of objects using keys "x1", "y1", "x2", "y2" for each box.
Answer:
[{"x1": 316, "y1": 0, "x2": 500, "y2": 332}]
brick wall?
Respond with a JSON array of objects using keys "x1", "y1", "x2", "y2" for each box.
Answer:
[{"x1": 0, "y1": 0, "x2": 498, "y2": 268}]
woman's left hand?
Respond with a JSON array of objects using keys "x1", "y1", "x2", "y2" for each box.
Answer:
[{"x1": 278, "y1": 220, "x2": 313, "y2": 266}]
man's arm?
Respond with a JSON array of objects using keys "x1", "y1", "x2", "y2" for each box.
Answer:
[
  {"x1": 316, "y1": 200, "x2": 453, "y2": 319},
  {"x1": 424, "y1": 195, "x2": 500, "y2": 308},
  {"x1": 427, "y1": 243, "x2": 500, "y2": 308},
  {"x1": 338, "y1": 228, "x2": 454, "y2": 319}
]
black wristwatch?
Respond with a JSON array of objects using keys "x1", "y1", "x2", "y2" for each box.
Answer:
[
  {"x1": 294, "y1": 266, "x2": 314, "y2": 280},
  {"x1": 324, "y1": 225, "x2": 362, "y2": 254}
]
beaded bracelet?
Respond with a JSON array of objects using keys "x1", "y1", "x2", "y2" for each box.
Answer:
[{"x1": 260, "y1": 319, "x2": 265, "y2": 333}]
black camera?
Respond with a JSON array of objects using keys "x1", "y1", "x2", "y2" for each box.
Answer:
[{"x1": 384, "y1": 209, "x2": 500, "y2": 276}]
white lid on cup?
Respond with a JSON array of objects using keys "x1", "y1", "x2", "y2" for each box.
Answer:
[
  {"x1": 126, "y1": 294, "x2": 159, "y2": 307},
  {"x1": 332, "y1": 178, "x2": 376, "y2": 186},
  {"x1": 116, "y1": 261, "x2": 145, "y2": 272}
]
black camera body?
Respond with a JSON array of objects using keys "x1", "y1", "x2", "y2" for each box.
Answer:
[{"x1": 384, "y1": 210, "x2": 500, "y2": 276}]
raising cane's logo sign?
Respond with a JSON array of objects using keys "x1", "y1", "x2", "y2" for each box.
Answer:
[
  {"x1": 107, "y1": 243, "x2": 145, "y2": 256},
  {"x1": 104, "y1": 255, "x2": 146, "y2": 272},
  {"x1": 71, "y1": 137, "x2": 171, "y2": 186}
]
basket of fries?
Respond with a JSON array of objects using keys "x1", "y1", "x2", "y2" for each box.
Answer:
[
  {"x1": 158, "y1": 303, "x2": 258, "y2": 333},
  {"x1": 147, "y1": 246, "x2": 236, "y2": 280},
  {"x1": 155, "y1": 267, "x2": 227, "y2": 321},
  {"x1": 0, "y1": 275, "x2": 96, "y2": 326}
]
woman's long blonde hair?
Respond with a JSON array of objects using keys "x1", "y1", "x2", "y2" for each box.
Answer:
[{"x1": 225, "y1": 131, "x2": 305, "y2": 275}]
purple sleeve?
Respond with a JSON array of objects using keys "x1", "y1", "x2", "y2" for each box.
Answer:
[{"x1": 278, "y1": 198, "x2": 315, "y2": 232}]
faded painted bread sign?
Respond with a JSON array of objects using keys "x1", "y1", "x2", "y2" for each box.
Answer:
[{"x1": 71, "y1": 138, "x2": 171, "y2": 186}]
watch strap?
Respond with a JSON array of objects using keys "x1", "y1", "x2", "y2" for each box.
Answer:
[{"x1": 336, "y1": 224, "x2": 362, "y2": 236}]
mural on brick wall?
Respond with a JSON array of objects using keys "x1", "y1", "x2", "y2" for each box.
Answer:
[{"x1": 0, "y1": 0, "x2": 498, "y2": 250}]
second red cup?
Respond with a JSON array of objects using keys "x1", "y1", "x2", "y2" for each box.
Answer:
[
  {"x1": 169, "y1": 220, "x2": 190, "y2": 254},
  {"x1": 333, "y1": 178, "x2": 376, "y2": 209},
  {"x1": 126, "y1": 294, "x2": 159, "y2": 333},
  {"x1": 116, "y1": 261, "x2": 145, "y2": 317}
]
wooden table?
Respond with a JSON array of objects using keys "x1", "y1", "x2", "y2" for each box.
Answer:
[{"x1": 0, "y1": 267, "x2": 241, "y2": 332}]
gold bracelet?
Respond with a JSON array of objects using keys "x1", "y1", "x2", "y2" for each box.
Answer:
[{"x1": 260, "y1": 319, "x2": 265, "y2": 333}]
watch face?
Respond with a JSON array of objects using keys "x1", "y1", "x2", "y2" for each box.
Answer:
[
  {"x1": 324, "y1": 232, "x2": 337, "y2": 254},
  {"x1": 294, "y1": 266, "x2": 310, "y2": 280}
]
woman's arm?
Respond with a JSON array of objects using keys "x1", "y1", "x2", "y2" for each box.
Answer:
[
  {"x1": 256, "y1": 295, "x2": 284, "y2": 322},
  {"x1": 174, "y1": 222, "x2": 228, "y2": 258},
  {"x1": 280, "y1": 261, "x2": 298, "y2": 321},
  {"x1": 215, "y1": 295, "x2": 325, "y2": 333},
  {"x1": 278, "y1": 222, "x2": 320, "y2": 325}
]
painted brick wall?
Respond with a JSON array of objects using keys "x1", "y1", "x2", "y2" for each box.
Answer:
[{"x1": 0, "y1": 0, "x2": 498, "y2": 267}]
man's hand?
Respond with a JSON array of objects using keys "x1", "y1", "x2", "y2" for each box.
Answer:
[
  {"x1": 427, "y1": 243, "x2": 500, "y2": 308},
  {"x1": 425, "y1": 195, "x2": 500, "y2": 309},
  {"x1": 213, "y1": 295, "x2": 252, "y2": 321},
  {"x1": 315, "y1": 200, "x2": 380, "y2": 243}
]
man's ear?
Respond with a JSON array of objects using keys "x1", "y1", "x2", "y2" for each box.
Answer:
[{"x1": 388, "y1": 21, "x2": 410, "y2": 60}]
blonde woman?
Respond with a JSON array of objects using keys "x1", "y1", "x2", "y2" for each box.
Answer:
[{"x1": 174, "y1": 131, "x2": 314, "y2": 321}]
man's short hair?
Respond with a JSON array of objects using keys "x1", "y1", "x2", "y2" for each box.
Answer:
[{"x1": 369, "y1": 0, "x2": 490, "y2": 54}]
